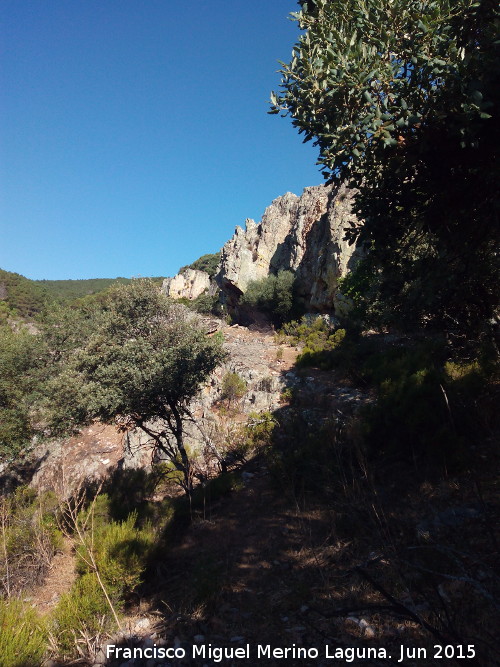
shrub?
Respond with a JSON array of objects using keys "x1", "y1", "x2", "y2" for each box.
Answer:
[
  {"x1": 279, "y1": 315, "x2": 346, "y2": 367},
  {"x1": 279, "y1": 387, "x2": 294, "y2": 404},
  {"x1": 75, "y1": 511, "x2": 154, "y2": 601},
  {"x1": 52, "y1": 573, "x2": 112, "y2": 660},
  {"x1": 0, "y1": 487, "x2": 62, "y2": 596},
  {"x1": 0, "y1": 599, "x2": 47, "y2": 667},
  {"x1": 220, "y1": 372, "x2": 247, "y2": 406},
  {"x1": 241, "y1": 270, "x2": 296, "y2": 325},
  {"x1": 177, "y1": 291, "x2": 222, "y2": 315},
  {"x1": 191, "y1": 291, "x2": 221, "y2": 315},
  {"x1": 244, "y1": 411, "x2": 278, "y2": 448}
]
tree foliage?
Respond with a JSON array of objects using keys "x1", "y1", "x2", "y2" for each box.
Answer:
[
  {"x1": 179, "y1": 252, "x2": 221, "y2": 278},
  {"x1": 220, "y1": 371, "x2": 247, "y2": 406},
  {"x1": 241, "y1": 270, "x2": 296, "y2": 325},
  {"x1": 44, "y1": 280, "x2": 226, "y2": 492},
  {"x1": 0, "y1": 327, "x2": 47, "y2": 460},
  {"x1": 272, "y1": 0, "x2": 499, "y2": 346}
]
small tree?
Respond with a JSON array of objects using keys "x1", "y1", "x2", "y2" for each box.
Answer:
[
  {"x1": 44, "y1": 280, "x2": 226, "y2": 494},
  {"x1": 220, "y1": 371, "x2": 247, "y2": 407}
]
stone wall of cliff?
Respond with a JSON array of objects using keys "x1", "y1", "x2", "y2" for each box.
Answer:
[
  {"x1": 215, "y1": 182, "x2": 360, "y2": 314},
  {"x1": 162, "y1": 268, "x2": 211, "y2": 300},
  {"x1": 163, "y1": 182, "x2": 361, "y2": 316}
]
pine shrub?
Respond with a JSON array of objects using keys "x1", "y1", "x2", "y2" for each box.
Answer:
[{"x1": 0, "y1": 599, "x2": 47, "y2": 667}]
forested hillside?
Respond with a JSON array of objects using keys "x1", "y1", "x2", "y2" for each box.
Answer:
[
  {"x1": 0, "y1": 269, "x2": 166, "y2": 318},
  {"x1": 0, "y1": 269, "x2": 48, "y2": 319}
]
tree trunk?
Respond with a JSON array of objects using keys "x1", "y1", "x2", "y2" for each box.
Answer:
[{"x1": 168, "y1": 401, "x2": 192, "y2": 496}]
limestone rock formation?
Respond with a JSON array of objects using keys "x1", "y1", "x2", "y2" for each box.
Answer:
[
  {"x1": 216, "y1": 182, "x2": 361, "y2": 313},
  {"x1": 162, "y1": 269, "x2": 211, "y2": 300}
]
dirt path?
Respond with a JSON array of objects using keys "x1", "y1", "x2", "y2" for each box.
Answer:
[{"x1": 31, "y1": 536, "x2": 76, "y2": 614}]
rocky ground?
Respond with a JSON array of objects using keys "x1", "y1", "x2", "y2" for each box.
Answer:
[
  {"x1": 28, "y1": 322, "x2": 367, "y2": 497},
  {"x1": 17, "y1": 322, "x2": 497, "y2": 667}
]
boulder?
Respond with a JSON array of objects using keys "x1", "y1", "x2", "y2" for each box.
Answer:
[{"x1": 162, "y1": 269, "x2": 210, "y2": 300}]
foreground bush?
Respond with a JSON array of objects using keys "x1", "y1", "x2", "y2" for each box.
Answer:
[
  {"x1": 54, "y1": 496, "x2": 155, "y2": 660},
  {"x1": 75, "y1": 510, "x2": 155, "y2": 601},
  {"x1": 0, "y1": 487, "x2": 62, "y2": 597},
  {"x1": 0, "y1": 598, "x2": 47, "y2": 667},
  {"x1": 52, "y1": 572, "x2": 111, "y2": 660}
]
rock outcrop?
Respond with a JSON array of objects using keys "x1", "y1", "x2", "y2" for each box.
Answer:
[
  {"x1": 216, "y1": 182, "x2": 361, "y2": 314},
  {"x1": 162, "y1": 269, "x2": 211, "y2": 300}
]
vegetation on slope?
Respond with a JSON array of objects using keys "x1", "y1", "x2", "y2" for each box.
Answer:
[
  {"x1": 179, "y1": 251, "x2": 220, "y2": 278},
  {"x1": 0, "y1": 268, "x2": 167, "y2": 319},
  {"x1": 34, "y1": 277, "x2": 133, "y2": 302},
  {"x1": 0, "y1": 268, "x2": 48, "y2": 318}
]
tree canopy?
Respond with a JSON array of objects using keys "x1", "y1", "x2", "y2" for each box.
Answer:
[
  {"x1": 272, "y1": 0, "x2": 499, "y2": 347},
  {"x1": 45, "y1": 280, "x2": 226, "y2": 492},
  {"x1": 0, "y1": 327, "x2": 47, "y2": 459}
]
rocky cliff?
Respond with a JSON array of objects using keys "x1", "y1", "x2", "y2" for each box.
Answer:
[
  {"x1": 162, "y1": 182, "x2": 360, "y2": 316},
  {"x1": 162, "y1": 268, "x2": 211, "y2": 300},
  {"x1": 215, "y1": 182, "x2": 361, "y2": 314}
]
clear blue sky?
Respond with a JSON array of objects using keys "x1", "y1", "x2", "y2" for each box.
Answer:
[{"x1": 1, "y1": 1, "x2": 322, "y2": 280}]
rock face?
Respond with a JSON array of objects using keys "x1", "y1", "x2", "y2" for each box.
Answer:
[
  {"x1": 216, "y1": 182, "x2": 361, "y2": 314},
  {"x1": 162, "y1": 269, "x2": 211, "y2": 300}
]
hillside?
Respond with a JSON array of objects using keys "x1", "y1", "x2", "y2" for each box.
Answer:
[
  {"x1": 0, "y1": 268, "x2": 48, "y2": 318},
  {"x1": 33, "y1": 277, "x2": 133, "y2": 302},
  {"x1": 5, "y1": 319, "x2": 497, "y2": 666},
  {"x1": 0, "y1": 269, "x2": 166, "y2": 318}
]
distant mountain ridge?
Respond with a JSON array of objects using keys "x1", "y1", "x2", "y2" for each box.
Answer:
[{"x1": 0, "y1": 270, "x2": 165, "y2": 317}]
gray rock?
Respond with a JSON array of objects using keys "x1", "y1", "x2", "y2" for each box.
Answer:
[
  {"x1": 163, "y1": 269, "x2": 211, "y2": 301},
  {"x1": 134, "y1": 617, "x2": 151, "y2": 632},
  {"x1": 216, "y1": 183, "x2": 361, "y2": 314},
  {"x1": 93, "y1": 649, "x2": 106, "y2": 664}
]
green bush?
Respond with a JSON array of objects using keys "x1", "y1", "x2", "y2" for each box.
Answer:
[
  {"x1": 75, "y1": 511, "x2": 154, "y2": 601},
  {"x1": 55, "y1": 502, "x2": 154, "y2": 660},
  {"x1": 241, "y1": 270, "x2": 296, "y2": 325},
  {"x1": 0, "y1": 599, "x2": 47, "y2": 667},
  {"x1": 176, "y1": 291, "x2": 222, "y2": 315},
  {"x1": 244, "y1": 411, "x2": 278, "y2": 448},
  {"x1": 279, "y1": 315, "x2": 346, "y2": 368},
  {"x1": 220, "y1": 371, "x2": 247, "y2": 406},
  {"x1": 52, "y1": 572, "x2": 112, "y2": 660}
]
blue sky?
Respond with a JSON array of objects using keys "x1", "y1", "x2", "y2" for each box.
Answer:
[{"x1": 1, "y1": 1, "x2": 322, "y2": 280}]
